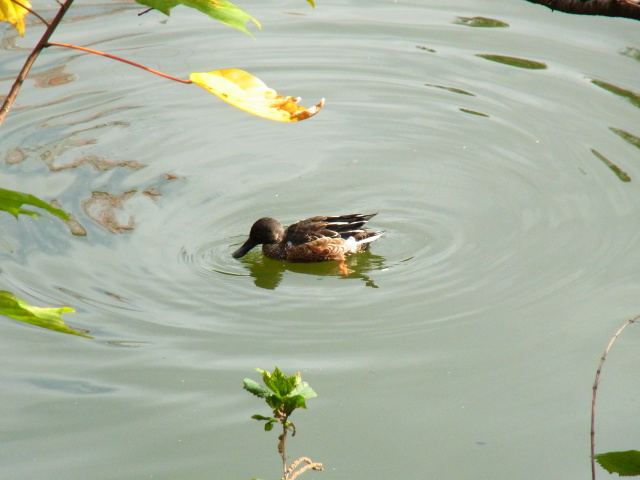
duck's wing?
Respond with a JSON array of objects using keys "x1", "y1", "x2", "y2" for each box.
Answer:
[
  {"x1": 286, "y1": 237, "x2": 348, "y2": 263},
  {"x1": 285, "y1": 213, "x2": 378, "y2": 245},
  {"x1": 283, "y1": 217, "x2": 339, "y2": 245},
  {"x1": 320, "y1": 213, "x2": 378, "y2": 237}
]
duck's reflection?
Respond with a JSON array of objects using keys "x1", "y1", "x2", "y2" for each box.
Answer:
[{"x1": 239, "y1": 251, "x2": 386, "y2": 290}]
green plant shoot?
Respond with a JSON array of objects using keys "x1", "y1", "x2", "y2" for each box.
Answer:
[{"x1": 243, "y1": 367, "x2": 322, "y2": 480}]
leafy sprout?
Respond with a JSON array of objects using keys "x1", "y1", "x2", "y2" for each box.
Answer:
[{"x1": 243, "y1": 367, "x2": 322, "y2": 480}]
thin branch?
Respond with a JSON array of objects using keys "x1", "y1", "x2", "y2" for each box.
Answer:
[
  {"x1": 11, "y1": 0, "x2": 50, "y2": 26},
  {"x1": 45, "y1": 42, "x2": 193, "y2": 84},
  {"x1": 279, "y1": 414, "x2": 289, "y2": 476},
  {"x1": 0, "y1": 0, "x2": 74, "y2": 126},
  {"x1": 590, "y1": 314, "x2": 640, "y2": 480}
]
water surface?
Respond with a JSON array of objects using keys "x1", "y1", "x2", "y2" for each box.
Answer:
[{"x1": 1, "y1": 0, "x2": 640, "y2": 479}]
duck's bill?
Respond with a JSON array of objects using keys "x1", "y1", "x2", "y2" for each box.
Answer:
[{"x1": 232, "y1": 239, "x2": 258, "y2": 258}]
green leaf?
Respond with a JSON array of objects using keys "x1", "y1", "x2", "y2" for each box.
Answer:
[
  {"x1": 595, "y1": 450, "x2": 640, "y2": 476},
  {"x1": 0, "y1": 290, "x2": 90, "y2": 337},
  {"x1": 305, "y1": 0, "x2": 315, "y2": 7},
  {"x1": 260, "y1": 366, "x2": 299, "y2": 397},
  {"x1": 0, "y1": 188, "x2": 69, "y2": 220},
  {"x1": 281, "y1": 395, "x2": 307, "y2": 415},
  {"x1": 264, "y1": 422, "x2": 274, "y2": 431},
  {"x1": 265, "y1": 393, "x2": 285, "y2": 412},
  {"x1": 251, "y1": 414, "x2": 277, "y2": 422},
  {"x1": 243, "y1": 378, "x2": 270, "y2": 398},
  {"x1": 135, "y1": 0, "x2": 260, "y2": 36},
  {"x1": 259, "y1": 367, "x2": 280, "y2": 395},
  {"x1": 290, "y1": 381, "x2": 317, "y2": 400},
  {"x1": 136, "y1": 0, "x2": 179, "y2": 15}
]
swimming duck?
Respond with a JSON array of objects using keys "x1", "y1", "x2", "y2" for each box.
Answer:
[{"x1": 232, "y1": 213, "x2": 383, "y2": 275}]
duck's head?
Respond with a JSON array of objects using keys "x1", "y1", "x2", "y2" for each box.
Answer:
[{"x1": 232, "y1": 217, "x2": 285, "y2": 258}]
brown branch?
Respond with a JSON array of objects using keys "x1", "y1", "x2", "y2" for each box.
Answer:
[
  {"x1": 590, "y1": 314, "x2": 640, "y2": 480},
  {"x1": 0, "y1": 0, "x2": 74, "y2": 126},
  {"x1": 45, "y1": 42, "x2": 193, "y2": 84},
  {"x1": 524, "y1": 0, "x2": 640, "y2": 20}
]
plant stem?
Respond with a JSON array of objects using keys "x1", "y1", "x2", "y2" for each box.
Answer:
[
  {"x1": 45, "y1": 43, "x2": 193, "y2": 84},
  {"x1": 590, "y1": 314, "x2": 640, "y2": 480},
  {"x1": 280, "y1": 419, "x2": 288, "y2": 477},
  {"x1": 0, "y1": 0, "x2": 74, "y2": 126}
]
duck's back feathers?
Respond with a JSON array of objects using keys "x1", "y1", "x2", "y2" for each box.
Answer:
[{"x1": 285, "y1": 213, "x2": 378, "y2": 245}]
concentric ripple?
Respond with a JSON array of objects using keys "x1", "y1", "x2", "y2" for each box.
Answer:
[{"x1": 1, "y1": 2, "x2": 638, "y2": 345}]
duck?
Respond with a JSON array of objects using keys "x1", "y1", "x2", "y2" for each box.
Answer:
[{"x1": 232, "y1": 213, "x2": 383, "y2": 275}]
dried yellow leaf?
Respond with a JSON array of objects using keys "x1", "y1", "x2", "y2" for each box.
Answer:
[
  {"x1": 0, "y1": 0, "x2": 31, "y2": 36},
  {"x1": 190, "y1": 69, "x2": 324, "y2": 122}
]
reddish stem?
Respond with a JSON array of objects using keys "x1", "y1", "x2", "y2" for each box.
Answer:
[{"x1": 45, "y1": 42, "x2": 193, "y2": 84}]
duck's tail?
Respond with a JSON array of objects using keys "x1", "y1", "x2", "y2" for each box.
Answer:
[{"x1": 345, "y1": 230, "x2": 384, "y2": 253}]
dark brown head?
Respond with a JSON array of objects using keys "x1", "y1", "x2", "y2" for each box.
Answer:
[{"x1": 232, "y1": 217, "x2": 285, "y2": 258}]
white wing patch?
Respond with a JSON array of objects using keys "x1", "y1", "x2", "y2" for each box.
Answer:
[{"x1": 344, "y1": 237, "x2": 358, "y2": 253}]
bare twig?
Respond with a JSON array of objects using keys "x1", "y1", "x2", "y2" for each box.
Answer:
[
  {"x1": 590, "y1": 314, "x2": 640, "y2": 480},
  {"x1": 45, "y1": 42, "x2": 192, "y2": 84},
  {"x1": 0, "y1": 0, "x2": 74, "y2": 126}
]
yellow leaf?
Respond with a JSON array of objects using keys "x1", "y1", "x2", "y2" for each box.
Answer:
[
  {"x1": 0, "y1": 0, "x2": 31, "y2": 36},
  {"x1": 190, "y1": 69, "x2": 324, "y2": 122}
]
